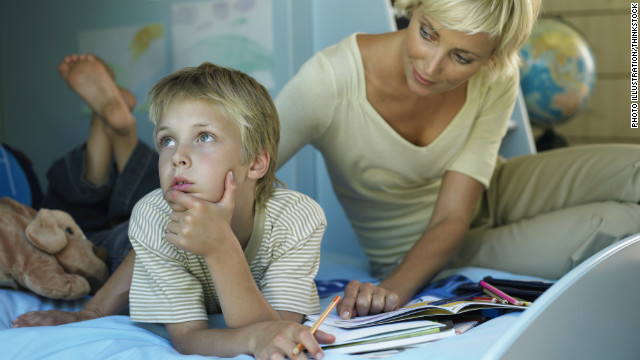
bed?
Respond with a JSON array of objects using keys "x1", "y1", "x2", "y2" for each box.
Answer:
[
  {"x1": 2, "y1": 231, "x2": 640, "y2": 359},
  {"x1": 2, "y1": 84, "x2": 637, "y2": 359},
  {"x1": 3, "y1": 1, "x2": 637, "y2": 356}
]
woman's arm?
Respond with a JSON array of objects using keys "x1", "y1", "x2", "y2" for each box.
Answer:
[{"x1": 337, "y1": 170, "x2": 483, "y2": 318}]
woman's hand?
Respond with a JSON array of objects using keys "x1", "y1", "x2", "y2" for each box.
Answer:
[
  {"x1": 12, "y1": 308, "x2": 102, "y2": 328},
  {"x1": 336, "y1": 171, "x2": 485, "y2": 320},
  {"x1": 337, "y1": 280, "x2": 402, "y2": 319},
  {"x1": 249, "y1": 321, "x2": 335, "y2": 360}
]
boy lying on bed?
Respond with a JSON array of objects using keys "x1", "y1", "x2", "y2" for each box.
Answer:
[{"x1": 15, "y1": 61, "x2": 335, "y2": 359}]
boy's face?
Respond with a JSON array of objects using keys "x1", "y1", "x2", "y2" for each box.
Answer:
[{"x1": 155, "y1": 99, "x2": 249, "y2": 203}]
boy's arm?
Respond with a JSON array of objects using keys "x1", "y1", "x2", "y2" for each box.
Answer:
[
  {"x1": 161, "y1": 181, "x2": 328, "y2": 356},
  {"x1": 164, "y1": 178, "x2": 280, "y2": 328},
  {"x1": 166, "y1": 319, "x2": 333, "y2": 359},
  {"x1": 83, "y1": 249, "x2": 134, "y2": 317},
  {"x1": 278, "y1": 310, "x2": 304, "y2": 323},
  {"x1": 203, "y1": 241, "x2": 280, "y2": 327},
  {"x1": 12, "y1": 250, "x2": 134, "y2": 327}
]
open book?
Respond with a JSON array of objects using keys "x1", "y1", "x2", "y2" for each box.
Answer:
[
  {"x1": 306, "y1": 274, "x2": 546, "y2": 355},
  {"x1": 305, "y1": 293, "x2": 525, "y2": 355},
  {"x1": 307, "y1": 293, "x2": 525, "y2": 329}
]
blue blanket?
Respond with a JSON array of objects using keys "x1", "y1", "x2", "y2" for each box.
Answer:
[{"x1": 0, "y1": 254, "x2": 545, "y2": 360}]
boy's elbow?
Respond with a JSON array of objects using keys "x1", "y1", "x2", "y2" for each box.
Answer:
[
  {"x1": 170, "y1": 337, "x2": 196, "y2": 356},
  {"x1": 226, "y1": 310, "x2": 280, "y2": 329},
  {"x1": 166, "y1": 321, "x2": 209, "y2": 355},
  {"x1": 277, "y1": 310, "x2": 304, "y2": 323}
]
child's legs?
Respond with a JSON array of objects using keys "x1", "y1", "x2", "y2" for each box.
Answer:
[
  {"x1": 453, "y1": 201, "x2": 640, "y2": 279},
  {"x1": 87, "y1": 221, "x2": 131, "y2": 274},
  {"x1": 43, "y1": 141, "x2": 158, "y2": 231},
  {"x1": 107, "y1": 141, "x2": 159, "y2": 223},
  {"x1": 489, "y1": 144, "x2": 640, "y2": 225},
  {"x1": 60, "y1": 52, "x2": 139, "y2": 184},
  {"x1": 84, "y1": 114, "x2": 113, "y2": 186},
  {"x1": 42, "y1": 144, "x2": 115, "y2": 231}
]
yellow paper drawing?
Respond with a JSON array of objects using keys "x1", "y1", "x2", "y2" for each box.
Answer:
[{"x1": 130, "y1": 23, "x2": 164, "y2": 62}]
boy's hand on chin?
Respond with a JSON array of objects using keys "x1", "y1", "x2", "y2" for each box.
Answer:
[{"x1": 164, "y1": 171, "x2": 237, "y2": 256}]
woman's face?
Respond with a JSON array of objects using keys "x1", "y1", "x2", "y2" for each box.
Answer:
[{"x1": 403, "y1": 7, "x2": 498, "y2": 97}]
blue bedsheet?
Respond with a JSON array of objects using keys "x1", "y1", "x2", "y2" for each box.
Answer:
[{"x1": 0, "y1": 253, "x2": 546, "y2": 360}]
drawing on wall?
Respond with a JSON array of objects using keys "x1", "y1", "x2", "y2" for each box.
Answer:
[
  {"x1": 171, "y1": 0, "x2": 274, "y2": 89},
  {"x1": 78, "y1": 23, "x2": 167, "y2": 113}
]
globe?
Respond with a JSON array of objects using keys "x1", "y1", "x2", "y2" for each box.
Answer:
[{"x1": 519, "y1": 18, "x2": 597, "y2": 127}]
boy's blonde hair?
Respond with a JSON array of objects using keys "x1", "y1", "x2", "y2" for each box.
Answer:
[
  {"x1": 148, "y1": 62, "x2": 283, "y2": 206},
  {"x1": 394, "y1": 0, "x2": 541, "y2": 83}
]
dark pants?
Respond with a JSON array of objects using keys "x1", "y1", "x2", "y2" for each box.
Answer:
[{"x1": 42, "y1": 141, "x2": 159, "y2": 274}]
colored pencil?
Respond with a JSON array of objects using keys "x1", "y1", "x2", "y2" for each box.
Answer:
[
  {"x1": 479, "y1": 280, "x2": 523, "y2": 306},
  {"x1": 472, "y1": 296, "x2": 498, "y2": 303},
  {"x1": 291, "y1": 295, "x2": 341, "y2": 356},
  {"x1": 482, "y1": 289, "x2": 509, "y2": 304}
]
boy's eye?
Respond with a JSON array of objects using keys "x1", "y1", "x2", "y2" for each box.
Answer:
[
  {"x1": 159, "y1": 137, "x2": 175, "y2": 148},
  {"x1": 197, "y1": 133, "x2": 215, "y2": 143}
]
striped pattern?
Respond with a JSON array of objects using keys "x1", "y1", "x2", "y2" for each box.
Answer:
[{"x1": 129, "y1": 188, "x2": 325, "y2": 324}]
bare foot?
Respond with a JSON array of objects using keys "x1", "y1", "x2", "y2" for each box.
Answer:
[
  {"x1": 59, "y1": 54, "x2": 134, "y2": 134},
  {"x1": 118, "y1": 87, "x2": 137, "y2": 112},
  {"x1": 95, "y1": 86, "x2": 138, "y2": 133}
]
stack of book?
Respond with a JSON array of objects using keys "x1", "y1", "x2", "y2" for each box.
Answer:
[
  {"x1": 305, "y1": 276, "x2": 555, "y2": 355},
  {"x1": 311, "y1": 319, "x2": 454, "y2": 354},
  {"x1": 306, "y1": 290, "x2": 528, "y2": 355}
]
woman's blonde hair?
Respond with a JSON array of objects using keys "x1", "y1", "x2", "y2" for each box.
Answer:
[
  {"x1": 148, "y1": 62, "x2": 283, "y2": 206},
  {"x1": 394, "y1": 0, "x2": 541, "y2": 82}
]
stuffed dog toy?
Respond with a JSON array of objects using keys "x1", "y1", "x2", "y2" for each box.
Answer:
[{"x1": 0, "y1": 197, "x2": 109, "y2": 300}]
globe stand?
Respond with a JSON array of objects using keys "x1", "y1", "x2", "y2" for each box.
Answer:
[{"x1": 535, "y1": 127, "x2": 568, "y2": 151}]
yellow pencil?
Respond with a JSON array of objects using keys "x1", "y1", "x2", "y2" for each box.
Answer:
[
  {"x1": 482, "y1": 288, "x2": 509, "y2": 305},
  {"x1": 291, "y1": 295, "x2": 341, "y2": 357}
]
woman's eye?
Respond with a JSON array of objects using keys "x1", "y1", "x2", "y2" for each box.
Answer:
[
  {"x1": 197, "y1": 133, "x2": 215, "y2": 143},
  {"x1": 454, "y1": 54, "x2": 471, "y2": 65},
  {"x1": 420, "y1": 26, "x2": 434, "y2": 41},
  {"x1": 159, "y1": 137, "x2": 175, "y2": 148}
]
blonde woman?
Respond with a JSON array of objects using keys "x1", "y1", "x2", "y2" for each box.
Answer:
[{"x1": 276, "y1": 0, "x2": 640, "y2": 319}]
